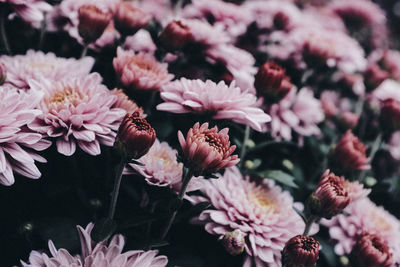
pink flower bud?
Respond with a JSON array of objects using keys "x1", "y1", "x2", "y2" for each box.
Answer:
[
  {"x1": 380, "y1": 98, "x2": 400, "y2": 132},
  {"x1": 114, "y1": 3, "x2": 151, "y2": 36},
  {"x1": 221, "y1": 230, "x2": 245, "y2": 255},
  {"x1": 282, "y1": 235, "x2": 320, "y2": 267},
  {"x1": 177, "y1": 122, "x2": 239, "y2": 175},
  {"x1": 159, "y1": 20, "x2": 193, "y2": 51},
  {"x1": 115, "y1": 113, "x2": 156, "y2": 160},
  {"x1": 333, "y1": 130, "x2": 370, "y2": 171},
  {"x1": 255, "y1": 62, "x2": 291, "y2": 102},
  {"x1": 0, "y1": 62, "x2": 6, "y2": 85},
  {"x1": 351, "y1": 232, "x2": 394, "y2": 267},
  {"x1": 78, "y1": 5, "x2": 111, "y2": 43}
]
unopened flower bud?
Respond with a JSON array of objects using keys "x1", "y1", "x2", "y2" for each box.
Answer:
[
  {"x1": 0, "y1": 62, "x2": 6, "y2": 85},
  {"x1": 282, "y1": 235, "x2": 320, "y2": 267},
  {"x1": 308, "y1": 170, "x2": 350, "y2": 218},
  {"x1": 332, "y1": 130, "x2": 370, "y2": 171},
  {"x1": 78, "y1": 5, "x2": 111, "y2": 43},
  {"x1": 221, "y1": 230, "x2": 245, "y2": 255},
  {"x1": 114, "y1": 3, "x2": 151, "y2": 36},
  {"x1": 114, "y1": 113, "x2": 156, "y2": 160},
  {"x1": 380, "y1": 98, "x2": 400, "y2": 132},
  {"x1": 159, "y1": 20, "x2": 193, "y2": 51},
  {"x1": 350, "y1": 233, "x2": 394, "y2": 267},
  {"x1": 255, "y1": 62, "x2": 288, "y2": 102}
]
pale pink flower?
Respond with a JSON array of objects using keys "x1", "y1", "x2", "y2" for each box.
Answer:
[
  {"x1": 124, "y1": 139, "x2": 202, "y2": 194},
  {"x1": 268, "y1": 88, "x2": 324, "y2": 141},
  {"x1": 388, "y1": 131, "x2": 400, "y2": 160},
  {"x1": 0, "y1": 85, "x2": 51, "y2": 186},
  {"x1": 113, "y1": 47, "x2": 174, "y2": 91},
  {"x1": 139, "y1": 0, "x2": 172, "y2": 24},
  {"x1": 178, "y1": 122, "x2": 239, "y2": 174},
  {"x1": 193, "y1": 167, "x2": 306, "y2": 266},
  {"x1": 205, "y1": 44, "x2": 257, "y2": 93},
  {"x1": 123, "y1": 29, "x2": 157, "y2": 55},
  {"x1": 181, "y1": 19, "x2": 230, "y2": 47},
  {"x1": 28, "y1": 73, "x2": 125, "y2": 156},
  {"x1": 0, "y1": 50, "x2": 94, "y2": 90},
  {"x1": 21, "y1": 223, "x2": 168, "y2": 267},
  {"x1": 89, "y1": 21, "x2": 121, "y2": 51},
  {"x1": 322, "y1": 197, "x2": 400, "y2": 264},
  {"x1": 371, "y1": 79, "x2": 400, "y2": 103},
  {"x1": 158, "y1": 78, "x2": 270, "y2": 131},
  {"x1": 0, "y1": 0, "x2": 52, "y2": 24}
]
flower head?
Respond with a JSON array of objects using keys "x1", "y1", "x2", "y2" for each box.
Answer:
[
  {"x1": 113, "y1": 47, "x2": 174, "y2": 91},
  {"x1": 0, "y1": 50, "x2": 94, "y2": 90},
  {"x1": 78, "y1": 5, "x2": 112, "y2": 43},
  {"x1": 114, "y1": 2, "x2": 151, "y2": 36},
  {"x1": 322, "y1": 197, "x2": 400, "y2": 263},
  {"x1": 221, "y1": 230, "x2": 246, "y2": 256},
  {"x1": 158, "y1": 78, "x2": 270, "y2": 131},
  {"x1": 123, "y1": 29, "x2": 157, "y2": 55},
  {"x1": 351, "y1": 232, "x2": 394, "y2": 267},
  {"x1": 115, "y1": 113, "x2": 156, "y2": 160},
  {"x1": 282, "y1": 235, "x2": 320, "y2": 267},
  {"x1": 193, "y1": 167, "x2": 306, "y2": 265},
  {"x1": 20, "y1": 223, "x2": 168, "y2": 267},
  {"x1": 28, "y1": 73, "x2": 125, "y2": 156},
  {"x1": 332, "y1": 130, "x2": 370, "y2": 171},
  {"x1": 0, "y1": 0, "x2": 52, "y2": 24},
  {"x1": 178, "y1": 122, "x2": 239, "y2": 175},
  {"x1": 159, "y1": 20, "x2": 193, "y2": 51},
  {"x1": 0, "y1": 85, "x2": 51, "y2": 186}
]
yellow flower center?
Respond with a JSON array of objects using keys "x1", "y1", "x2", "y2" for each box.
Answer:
[{"x1": 249, "y1": 187, "x2": 277, "y2": 213}]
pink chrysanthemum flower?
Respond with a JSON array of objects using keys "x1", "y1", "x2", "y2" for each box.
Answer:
[
  {"x1": 20, "y1": 223, "x2": 168, "y2": 267},
  {"x1": 28, "y1": 73, "x2": 125, "y2": 156},
  {"x1": 123, "y1": 29, "x2": 157, "y2": 55},
  {"x1": 181, "y1": 19, "x2": 230, "y2": 47},
  {"x1": 157, "y1": 78, "x2": 271, "y2": 131},
  {"x1": 0, "y1": 0, "x2": 52, "y2": 24},
  {"x1": 124, "y1": 139, "x2": 202, "y2": 194},
  {"x1": 0, "y1": 85, "x2": 51, "y2": 186},
  {"x1": 322, "y1": 197, "x2": 400, "y2": 264},
  {"x1": 268, "y1": 88, "x2": 324, "y2": 141},
  {"x1": 113, "y1": 47, "x2": 174, "y2": 91},
  {"x1": 0, "y1": 50, "x2": 94, "y2": 90},
  {"x1": 193, "y1": 167, "x2": 306, "y2": 266}
]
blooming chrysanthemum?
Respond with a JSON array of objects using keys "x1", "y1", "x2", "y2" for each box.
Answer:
[
  {"x1": 322, "y1": 197, "x2": 400, "y2": 264},
  {"x1": 28, "y1": 73, "x2": 125, "y2": 156},
  {"x1": 124, "y1": 139, "x2": 202, "y2": 194},
  {"x1": 193, "y1": 167, "x2": 306, "y2": 266},
  {"x1": 0, "y1": 0, "x2": 52, "y2": 24},
  {"x1": 268, "y1": 88, "x2": 324, "y2": 142},
  {"x1": 0, "y1": 50, "x2": 94, "y2": 90},
  {"x1": 113, "y1": 47, "x2": 174, "y2": 91},
  {"x1": 157, "y1": 78, "x2": 270, "y2": 131},
  {"x1": 0, "y1": 85, "x2": 51, "y2": 186},
  {"x1": 20, "y1": 223, "x2": 168, "y2": 267},
  {"x1": 111, "y1": 88, "x2": 145, "y2": 118},
  {"x1": 123, "y1": 29, "x2": 157, "y2": 55}
]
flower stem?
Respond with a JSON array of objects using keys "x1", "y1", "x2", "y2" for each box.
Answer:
[
  {"x1": 358, "y1": 133, "x2": 382, "y2": 181},
  {"x1": 107, "y1": 159, "x2": 126, "y2": 220},
  {"x1": 38, "y1": 14, "x2": 47, "y2": 50},
  {"x1": 160, "y1": 168, "x2": 194, "y2": 239},
  {"x1": 0, "y1": 8, "x2": 11, "y2": 55},
  {"x1": 239, "y1": 125, "x2": 251, "y2": 168},
  {"x1": 80, "y1": 44, "x2": 88, "y2": 59},
  {"x1": 303, "y1": 215, "x2": 317, "y2": 236}
]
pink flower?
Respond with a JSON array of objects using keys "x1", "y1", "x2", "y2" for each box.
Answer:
[
  {"x1": 21, "y1": 223, "x2": 168, "y2": 267},
  {"x1": 0, "y1": 85, "x2": 51, "y2": 186},
  {"x1": 181, "y1": 19, "x2": 230, "y2": 47},
  {"x1": 111, "y1": 88, "x2": 145, "y2": 117},
  {"x1": 333, "y1": 130, "x2": 370, "y2": 171},
  {"x1": 113, "y1": 47, "x2": 174, "y2": 91},
  {"x1": 178, "y1": 122, "x2": 239, "y2": 174},
  {"x1": 114, "y1": 2, "x2": 151, "y2": 36},
  {"x1": 193, "y1": 167, "x2": 306, "y2": 266},
  {"x1": 320, "y1": 91, "x2": 351, "y2": 117},
  {"x1": 282, "y1": 235, "x2": 320, "y2": 267},
  {"x1": 268, "y1": 88, "x2": 324, "y2": 141},
  {"x1": 0, "y1": 0, "x2": 52, "y2": 24},
  {"x1": 388, "y1": 131, "x2": 400, "y2": 160},
  {"x1": 28, "y1": 73, "x2": 125, "y2": 156},
  {"x1": 371, "y1": 79, "x2": 400, "y2": 102},
  {"x1": 159, "y1": 20, "x2": 194, "y2": 51},
  {"x1": 123, "y1": 29, "x2": 157, "y2": 55},
  {"x1": 77, "y1": 4, "x2": 112, "y2": 43},
  {"x1": 124, "y1": 139, "x2": 202, "y2": 194},
  {"x1": 322, "y1": 197, "x2": 400, "y2": 264},
  {"x1": 157, "y1": 78, "x2": 270, "y2": 131},
  {"x1": 0, "y1": 50, "x2": 94, "y2": 90}
]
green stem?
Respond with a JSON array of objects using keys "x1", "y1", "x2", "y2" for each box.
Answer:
[
  {"x1": 0, "y1": 8, "x2": 11, "y2": 55},
  {"x1": 160, "y1": 168, "x2": 194, "y2": 239},
  {"x1": 107, "y1": 159, "x2": 126, "y2": 220},
  {"x1": 358, "y1": 133, "x2": 382, "y2": 181},
  {"x1": 303, "y1": 215, "x2": 317, "y2": 236},
  {"x1": 80, "y1": 44, "x2": 88, "y2": 59},
  {"x1": 239, "y1": 125, "x2": 251, "y2": 168},
  {"x1": 38, "y1": 14, "x2": 47, "y2": 50}
]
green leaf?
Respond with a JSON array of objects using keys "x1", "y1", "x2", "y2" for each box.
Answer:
[
  {"x1": 257, "y1": 170, "x2": 298, "y2": 188},
  {"x1": 129, "y1": 160, "x2": 145, "y2": 166},
  {"x1": 91, "y1": 218, "x2": 117, "y2": 243}
]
